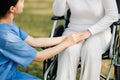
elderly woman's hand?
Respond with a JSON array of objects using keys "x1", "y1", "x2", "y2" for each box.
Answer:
[
  {"x1": 63, "y1": 29, "x2": 91, "y2": 47},
  {"x1": 79, "y1": 29, "x2": 91, "y2": 40},
  {"x1": 63, "y1": 33, "x2": 83, "y2": 47}
]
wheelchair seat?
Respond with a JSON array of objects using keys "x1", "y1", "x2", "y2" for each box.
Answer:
[{"x1": 43, "y1": 0, "x2": 120, "y2": 79}]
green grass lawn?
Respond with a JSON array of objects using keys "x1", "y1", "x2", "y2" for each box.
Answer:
[
  {"x1": 15, "y1": 0, "x2": 53, "y2": 37},
  {"x1": 15, "y1": 0, "x2": 118, "y2": 80}
]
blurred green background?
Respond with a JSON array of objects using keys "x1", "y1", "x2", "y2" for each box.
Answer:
[
  {"x1": 15, "y1": 0, "x2": 116, "y2": 80},
  {"x1": 15, "y1": 0, "x2": 54, "y2": 79},
  {"x1": 15, "y1": 0, "x2": 53, "y2": 37}
]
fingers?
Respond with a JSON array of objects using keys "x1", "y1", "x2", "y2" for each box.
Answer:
[
  {"x1": 64, "y1": 32, "x2": 87, "y2": 47},
  {"x1": 64, "y1": 34, "x2": 77, "y2": 46},
  {"x1": 63, "y1": 30, "x2": 91, "y2": 47},
  {"x1": 71, "y1": 32, "x2": 84, "y2": 43},
  {"x1": 65, "y1": 33, "x2": 83, "y2": 46}
]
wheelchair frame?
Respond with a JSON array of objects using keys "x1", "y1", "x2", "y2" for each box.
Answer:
[{"x1": 43, "y1": 0, "x2": 120, "y2": 79}]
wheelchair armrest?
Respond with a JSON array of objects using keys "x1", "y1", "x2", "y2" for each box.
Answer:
[
  {"x1": 102, "y1": 49, "x2": 110, "y2": 59},
  {"x1": 51, "y1": 16, "x2": 65, "y2": 20},
  {"x1": 113, "y1": 19, "x2": 120, "y2": 25}
]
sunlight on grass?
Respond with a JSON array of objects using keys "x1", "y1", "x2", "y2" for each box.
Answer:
[
  {"x1": 15, "y1": 0, "x2": 53, "y2": 37},
  {"x1": 26, "y1": 9, "x2": 53, "y2": 15}
]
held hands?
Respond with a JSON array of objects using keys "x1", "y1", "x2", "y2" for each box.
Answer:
[
  {"x1": 64, "y1": 33, "x2": 83, "y2": 47},
  {"x1": 64, "y1": 29, "x2": 91, "y2": 47},
  {"x1": 78, "y1": 29, "x2": 91, "y2": 40}
]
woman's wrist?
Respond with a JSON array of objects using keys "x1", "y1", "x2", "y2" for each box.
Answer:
[
  {"x1": 62, "y1": 36, "x2": 67, "y2": 39},
  {"x1": 85, "y1": 29, "x2": 91, "y2": 35},
  {"x1": 82, "y1": 29, "x2": 92, "y2": 39}
]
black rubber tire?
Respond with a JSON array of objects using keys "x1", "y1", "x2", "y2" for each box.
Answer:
[
  {"x1": 114, "y1": 26, "x2": 120, "y2": 80},
  {"x1": 115, "y1": 57, "x2": 120, "y2": 80}
]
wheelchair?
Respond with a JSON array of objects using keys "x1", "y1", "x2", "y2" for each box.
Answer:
[{"x1": 43, "y1": 0, "x2": 120, "y2": 80}]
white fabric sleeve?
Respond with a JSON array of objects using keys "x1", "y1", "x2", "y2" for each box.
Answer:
[
  {"x1": 52, "y1": 0, "x2": 69, "y2": 16},
  {"x1": 88, "y1": 0, "x2": 119, "y2": 35}
]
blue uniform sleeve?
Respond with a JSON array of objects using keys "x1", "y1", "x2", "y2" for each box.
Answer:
[
  {"x1": 2, "y1": 32, "x2": 37, "y2": 67},
  {"x1": 12, "y1": 22, "x2": 28, "y2": 40},
  {"x1": 19, "y1": 27, "x2": 28, "y2": 40}
]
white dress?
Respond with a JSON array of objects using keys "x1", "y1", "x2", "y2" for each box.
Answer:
[{"x1": 53, "y1": 0, "x2": 118, "y2": 80}]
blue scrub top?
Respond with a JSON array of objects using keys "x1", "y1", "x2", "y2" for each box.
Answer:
[{"x1": 0, "y1": 22, "x2": 40, "y2": 80}]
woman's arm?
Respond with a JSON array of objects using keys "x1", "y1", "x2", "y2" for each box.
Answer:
[
  {"x1": 34, "y1": 40, "x2": 70, "y2": 61},
  {"x1": 25, "y1": 35, "x2": 66, "y2": 47},
  {"x1": 33, "y1": 33, "x2": 83, "y2": 61},
  {"x1": 52, "y1": 0, "x2": 69, "y2": 16},
  {"x1": 88, "y1": 0, "x2": 119, "y2": 35}
]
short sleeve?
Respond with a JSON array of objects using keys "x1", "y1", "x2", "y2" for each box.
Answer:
[
  {"x1": 19, "y1": 27, "x2": 28, "y2": 40},
  {"x1": 12, "y1": 22, "x2": 28, "y2": 40},
  {"x1": 2, "y1": 32, "x2": 37, "y2": 67}
]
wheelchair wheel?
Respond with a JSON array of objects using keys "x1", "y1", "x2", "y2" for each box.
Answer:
[
  {"x1": 43, "y1": 56, "x2": 58, "y2": 80},
  {"x1": 43, "y1": 25, "x2": 64, "y2": 80},
  {"x1": 114, "y1": 25, "x2": 120, "y2": 80},
  {"x1": 115, "y1": 58, "x2": 120, "y2": 80}
]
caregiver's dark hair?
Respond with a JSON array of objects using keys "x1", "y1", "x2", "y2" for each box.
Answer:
[{"x1": 0, "y1": 0, "x2": 18, "y2": 17}]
